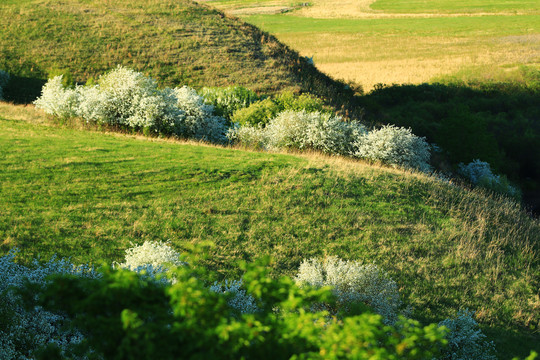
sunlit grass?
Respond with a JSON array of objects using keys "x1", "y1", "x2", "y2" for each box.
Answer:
[{"x1": 0, "y1": 103, "x2": 538, "y2": 357}]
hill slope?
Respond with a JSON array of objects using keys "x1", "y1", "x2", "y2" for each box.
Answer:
[
  {"x1": 0, "y1": 0, "x2": 356, "y2": 109},
  {"x1": 0, "y1": 103, "x2": 538, "y2": 358}
]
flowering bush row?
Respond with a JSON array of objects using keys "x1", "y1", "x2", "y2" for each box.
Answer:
[
  {"x1": 34, "y1": 67, "x2": 228, "y2": 142},
  {"x1": 229, "y1": 111, "x2": 432, "y2": 172},
  {"x1": 0, "y1": 69, "x2": 10, "y2": 100},
  {"x1": 1, "y1": 242, "x2": 506, "y2": 359},
  {"x1": 33, "y1": 67, "x2": 520, "y2": 196}
]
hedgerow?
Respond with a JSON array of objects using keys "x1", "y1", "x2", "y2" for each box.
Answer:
[
  {"x1": 27, "y1": 255, "x2": 448, "y2": 359},
  {"x1": 33, "y1": 67, "x2": 523, "y2": 198},
  {"x1": 3, "y1": 240, "x2": 531, "y2": 359}
]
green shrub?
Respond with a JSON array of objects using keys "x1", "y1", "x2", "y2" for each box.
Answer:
[
  {"x1": 231, "y1": 97, "x2": 281, "y2": 127},
  {"x1": 231, "y1": 91, "x2": 329, "y2": 127},
  {"x1": 47, "y1": 68, "x2": 74, "y2": 88},
  {"x1": 200, "y1": 86, "x2": 259, "y2": 120}
]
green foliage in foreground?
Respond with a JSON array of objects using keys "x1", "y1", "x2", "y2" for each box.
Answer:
[
  {"x1": 28, "y1": 256, "x2": 447, "y2": 359},
  {"x1": 0, "y1": 114, "x2": 538, "y2": 358}
]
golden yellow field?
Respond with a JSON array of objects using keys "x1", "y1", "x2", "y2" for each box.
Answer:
[{"x1": 205, "y1": 0, "x2": 540, "y2": 90}]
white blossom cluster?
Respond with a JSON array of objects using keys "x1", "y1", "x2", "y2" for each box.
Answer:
[
  {"x1": 294, "y1": 256, "x2": 402, "y2": 324},
  {"x1": 226, "y1": 123, "x2": 267, "y2": 149},
  {"x1": 209, "y1": 279, "x2": 259, "y2": 315},
  {"x1": 230, "y1": 110, "x2": 431, "y2": 172},
  {"x1": 0, "y1": 69, "x2": 10, "y2": 100},
  {"x1": 34, "y1": 67, "x2": 228, "y2": 142},
  {"x1": 0, "y1": 249, "x2": 97, "y2": 360},
  {"x1": 437, "y1": 309, "x2": 497, "y2": 360},
  {"x1": 116, "y1": 241, "x2": 185, "y2": 283},
  {"x1": 264, "y1": 110, "x2": 366, "y2": 156},
  {"x1": 458, "y1": 159, "x2": 520, "y2": 198},
  {"x1": 458, "y1": 159, "x2": 499, "y2": 185},
  {"x1": 354, "y1": 125, "x2": 432, "y2": 172},
  {"x1": 33, "y1": 76, "x2": 80, "y2": 119},
  {"x1": 174, "y1": 86, "x2": 228, "y2": 142}
]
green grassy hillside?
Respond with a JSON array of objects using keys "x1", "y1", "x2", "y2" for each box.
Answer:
[
  {"x1": 0, "y1": 0, "x2": 356, "y2": 112},
  {"x1": 0, "y1": 104, "x2": 538, "y2": 358}
]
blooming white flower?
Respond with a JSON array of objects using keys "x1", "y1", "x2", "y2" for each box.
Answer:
[
  {"x1": 295, "y1": 256, "x2": 401, "y2": 324},
  {"x1": 354, "y1": 125, "x2": 431, "y2": 172},
  {"x1": 34, "y1": 75, "x2": 80, "y2": 118},
  {"x1": 210, "y1": 279, "x2": 259, "y2": 315},
  {"x1": 438, "y1": 309, "x2": 497, "y2": 360},
  {"x1": 264, "y1": 110, "x2": 366, "y2": 155},
  {"x1": 116, "y1": 241, "x2": 185, "y2": 283}
]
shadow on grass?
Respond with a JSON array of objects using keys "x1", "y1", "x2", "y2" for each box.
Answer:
[
  {"x1": 3, "y1": 75, "x2": 46, "y2": 104},
  {"x1": 359, "y1": 81, "x2": 540, "y2": 215}
]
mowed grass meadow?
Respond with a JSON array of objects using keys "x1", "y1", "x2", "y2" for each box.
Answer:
[
  {"x1": 0, "y1": 103, "x2": 538, "y2": 357},
  {"x1": 207, "y1": 0, "x2": 540, "y2": 90}
]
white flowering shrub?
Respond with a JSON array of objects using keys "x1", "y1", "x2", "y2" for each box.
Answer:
[
  {"x1": 354, "y1": 125, "x2": 432, "y2": 172},
  {"x1": 0, "y1": 69, "x2": 10, "y2": 100},
  {"x1": 116, "y1": 241, "x2": 185, "y2": 283},
  {"x1": 226, "y1": 124, "x2": 268, "y2": 149},
  {"x1": 458, "y1": 159, "x2": 520, "y2": 199},
  {"x1": 174, "y1": 86, "x2": 228, "y2": 143},
  {"x1": 0, "y1": 249, "x2": 97, "y2": 359},
  {"x1": 77, "y1": 67, "x2": 186, "y2": 135},
  {"x1": 200, "y1": 86, "x2": 259, "y2": 120},
  {"x1": 438, "y1": 310, "x2": 497, "y2": 360},
  {"x1": 294, "y1": 256, "x2": 402, "y2": 324},
  {"x1": 210, "y1": 279, "x2": 259, "y2": 315},
  {"x1": 264, "y1": 110, "x2": 366, "y2": 155},
  {"x1": 34, "y1": 67, "x2": 229, "y2": 142},
  {"x1": 34, "y1": 75, "x2": 80, "y2": 118}
]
